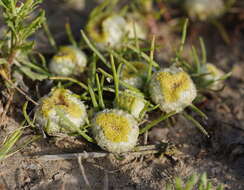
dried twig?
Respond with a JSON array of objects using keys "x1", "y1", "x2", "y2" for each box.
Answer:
[{"x1": 32, "y1": 144, "x2": 165, "y2": 161}]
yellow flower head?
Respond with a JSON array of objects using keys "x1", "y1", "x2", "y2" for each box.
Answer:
[
  {"x1": 92, "y1": 109, "x2": 139, "y2": 153},
  {"x1": 149, "y1": 67, "x2": 197, "y2": 113},
  {"x1": 41, "y1": 88, "x2": 83, "y2": 118},
  {"x1": 35, "y1": 88, "x2": 87, "y2": 136}
]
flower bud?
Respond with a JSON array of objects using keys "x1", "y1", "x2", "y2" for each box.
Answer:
[
  {"x1": 86, "y1": 14, "x2": 126, "y2": 50},
  {"x1": 120, "y1": 61, "x2": 148, "y2": 89},
  {"x1": 49, "y1": 46, "x2": 87, "y2": 77},
  {"x1": 115, "y1": 90, "x2": 146, "y2": 119},
  {"x1": 185, "y1": 0, "x2": 224, "y2": 21},
  {"x1": 203, "y1": 63, "x2": 225, "y2": 90},
  {"x1": 91, "y1": 109, "x2": 139, "y2": 153},
  {"x1": 149, "y1": 66, "x2": 197, "y2": 113}
]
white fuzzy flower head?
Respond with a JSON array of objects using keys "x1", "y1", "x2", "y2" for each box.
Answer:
[
  {"x1": 91, "y1": 109, "x2": 139, "y2": 153},
  {"x1": 115, "y1": 90, "x2": 146, "y2": 119},
  {"x1": 87, "y1": 14, "x2": 126, "y2": 50},
  {"x1": 35, "y1": 88, "x2": 88, "y2": 136},
  {"x1": 203, "y1": 63, "x2": 225, "y2": 90},
  {"x1": 120, "y1": 61, "x2": 148, "y2": 89},
  {"x1": 49, "y1": 46, "x2": 87, "y2": 77},
  {"x1": 149, "y1": 67, "x2": 197, "y2": 113},
  {"x1": 185, "y1": 0, "x2": 224, "y2": 21}
]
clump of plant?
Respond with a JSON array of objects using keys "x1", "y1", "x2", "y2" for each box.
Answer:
[
  {"x1": 166, "y1": 173, "x2": 224, "y2": 190},
  {"x1": 0, "y1": 0, "x2": 46, "y2": 160},
  {"x1": 0, "y1": 0, "x2": 231, "y2": 161},
  {"x1": 0, "y1": 0, "x2": 46, "y2": 81}
]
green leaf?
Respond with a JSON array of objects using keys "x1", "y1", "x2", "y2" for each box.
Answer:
[
  {"x1": 19, "y1": 66, "x2": 48, "y2": 81},
  {"x1": 0, "y1": 129, "x2": 22, "y2": 161}
]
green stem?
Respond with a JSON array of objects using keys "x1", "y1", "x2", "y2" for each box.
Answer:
[
  {"x1": 80, "y1": 30, "x2": 110, "y2": 68},
  {"x1": 96, "y1": 74, "x2": 105, "y2": 109},
  {"x1": 88, "y1": 79, "x2": 98, "y2": 109},
  {"x1": 50, "y1": 76, "x2": 88, "y2": 90},
  {"x1": 140, "y1": 111, "x2": 176, "y2": 134},
  {"x1": 65, "y1": 22, "x2": 77, "y2": 47},
  {"x1": 110, "y1": 54, "x2": 119, "y2": 102},
  {"x1": 127, "y1": 45, "x2": 159, "y2": 68},
  {"x1": 189, "y1": 104, "x2": 208, "y2": 119},
  {"x1": 176, "y1": 19, "x2": 188, "y2": 61},
  {"x1": 182, "y1": 112, "x2": 209, "y2": 137},
  {"x1": 97, "y1": 68, "x2": 140, "y2": 93},
  {"x1": 108, "y1": 50, "x2": 138, "y2": 72},
  {"x1": 43, "y1": 22, "x2": 57, "y2": 50},
  {"x1": 146, "y1": 35, "x2": 155, "y2": 83},
  {"x1": 23, "y1": 101, "x2": 35, "y2": 128},
  {"x1": 199, "y1": 37, "x2": 207, "y2": 65}
]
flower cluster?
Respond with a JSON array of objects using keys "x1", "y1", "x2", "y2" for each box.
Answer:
[{"x1": 30, "y1": 1, "x2": 229, "y2": 154}]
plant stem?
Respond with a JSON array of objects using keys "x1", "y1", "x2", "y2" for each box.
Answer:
[
  {"x1": 110, "y1": 54, "x2": 119, "y2": 102},
  {"x1": 50, "y1": 76, "x2": 88, "y2": 90},
  {"x1": 96, "y1": 74, "x2": 105, "y2": 109},
  {"x1": 65, "y1": 22, "x2": 77, "y2": 47},
  {"x1": 80, "y1": 30, "x2": 110, "y2": 68},
  {"x1": 146, "y1": 35, "x2": 155, "y2": 83},
  {"x1": 182, "y1": 112, "x2": 209, "y2": 137},
  {"x1": 140, "y1": 111, "x2": 176, "y2": 134}
]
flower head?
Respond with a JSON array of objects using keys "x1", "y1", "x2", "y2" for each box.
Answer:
[
  {"x1": 149, "y1": 66, "x2": 197, "y2": 113},
  {"x1": 185, "y1": 0, "x2": 224, "y2": 21},
  {"x1": 120, "y1": 61, "x2": 148, "y2": 89},
  {"x1": 115, "y1": 90, "x2": 146, "y2": 119},
  {"x1": 35, "y1": 88, "x2": 87, "y2": 136},
  {"x1": 92, "y1": 109, "x2": 139, "y2": 153},
  {"x1": 203, "y1": 63, "x2": 225, "y2": 90},
  {"x1": 86, "y1": 14, "x2": 126, "y2": 50},
  {"x1": 49, "y1": 46, "x2": 87, "y2": 77}
]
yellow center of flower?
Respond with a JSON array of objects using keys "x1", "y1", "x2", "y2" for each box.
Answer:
[
  {"x1": 53, "y1": 46, "x2": 77, "y2": 63},
  {"x1": 121, "y1": 62, "x2": 147, "y2": 79},
  {"x1": 96, "y1": 113, "x2": 131, "y2": 142},
  {"x1": 41, "y1": 89, "x2": 83, "y2": 118},
  {"x1": 157, "y1": 71, "x2": 190, "y2": 103}
]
